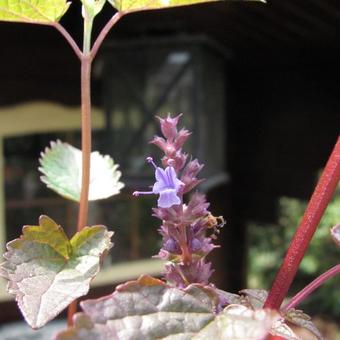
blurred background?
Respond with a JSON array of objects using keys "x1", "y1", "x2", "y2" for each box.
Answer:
[{"x1": 0, "y1": 0, "x2": 339, "y2": 338}]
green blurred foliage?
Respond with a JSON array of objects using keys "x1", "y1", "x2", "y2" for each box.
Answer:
[{"x1": 248, "y1": 184, "x2": 340, "y2": 317}]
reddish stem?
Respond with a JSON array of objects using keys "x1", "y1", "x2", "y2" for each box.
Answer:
[
  {"x1": 90, "y1": 12, "x2": 124, "y2": 61},
  {"x1": 264, "y1": 136, "x2": 340, "y2": 310},
  {"x1": 77, "y1": 56, "x2": 92, "y2": 233},
  {"x1": 67, "y1": 56, "x2": 92, "y2": 327},
  {"x1": 282, "y1": 264, "x2": 340, "y2": 312},
  {"x1": 179, "y1": 227, "x2": 192, "y2": 264},
  {"x1": 53, "y1": 23, "x2": 83, "y2": 60}
]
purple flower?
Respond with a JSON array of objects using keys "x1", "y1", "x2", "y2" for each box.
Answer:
[{"x1": 133, "y1": 157, "x2": 184, "y2": 208}]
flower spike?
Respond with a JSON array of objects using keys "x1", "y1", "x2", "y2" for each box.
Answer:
[{"x1": 134, "y1": 114, "x2": 221, "y2": 290}]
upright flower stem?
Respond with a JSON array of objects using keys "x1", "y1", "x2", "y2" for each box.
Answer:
[{"x1": 264, "y1": 136, "x2": 340, "y2": 310}]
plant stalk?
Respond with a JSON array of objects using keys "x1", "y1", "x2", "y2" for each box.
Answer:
[
  {"x1": 90, "y1": 12, "x2": 124, "y2": 60},
  {"x1": 53, "y1": 23, "x2": 83, "y2": 60},
  {"x1": 77, "y1": 57, "x2": 92, "y2": 233},
  {"x1": 282, "y1": 264, "x2": 340, "y2": 312},
  {"x1": 264, "y1": 136, "x2": 340, "y2": 310},
  {"x1": 67, "y1": 9, "x2": 94, "y2": 326},
  {"x1": 67, "y1": 55, "x2": 93, "y2": 327}
]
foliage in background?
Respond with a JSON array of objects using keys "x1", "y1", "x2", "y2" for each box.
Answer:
[{"x1": 248, "y1": 184, "x2": 340, "y2": 316}]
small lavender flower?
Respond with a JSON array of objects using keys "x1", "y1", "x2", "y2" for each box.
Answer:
[{"x1": 133, "y1": 157, "x2": 184, "y2": 208}]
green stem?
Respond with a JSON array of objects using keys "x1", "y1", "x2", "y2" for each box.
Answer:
[
  {"x1": 264, "y1": 136, "x2": 340, "y2": 310},
  {"x1": 83, "y1": 12, "x2": 94, "y2": 54}
]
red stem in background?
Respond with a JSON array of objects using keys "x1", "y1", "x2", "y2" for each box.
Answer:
[
  {"x1": 264, "y1": 136, "x2": 340, "y2": 310},
  {"x1": 282, "y1": 264, "x2": 340, "y2": 312}
]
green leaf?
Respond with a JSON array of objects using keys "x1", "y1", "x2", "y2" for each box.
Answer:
[
  {"x1": 21, "y1": 215, "x2": 72, "y2": 260},
  {"x1": 39, "y1": 140, "x2": 124, "y2": 202},
  {"x1": 55, "y1": 275, "x2": 277, "y2": 340},
  {"x1": 108, "y1": 0, "x2": 265, "y2": 13},
  {"x1": 0, "y1": 0, "x2": 70, "y2": 24},
  {"x1": 0, "y1": 216, "x2": 113, "y2": 329}
]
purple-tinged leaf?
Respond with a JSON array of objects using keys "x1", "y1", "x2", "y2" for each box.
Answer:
[
  {"x1": 330, "y1": 224, "x2": 340, "y2": 247},
  {"x1": 270, "y1": 319, "x2": 300, "y2": 340},
  {"x1": 239, "y1": 289, "x2": 268, "y2": 309},
  {"x1": 0, "y1": 216, "x2": 113, "y2": 329},
  {"x1": 55, "y1": 276, "x2": 278, "y2": 340},
  {"x1": 284, "y1": 309, "x2": 324, "y2": 340},
  {"x1": 216, "y1": 289, "x2": 246, "y2": 306},
  {"x1": 195, "y1": 305, "x2": 279, "y2": 339}
]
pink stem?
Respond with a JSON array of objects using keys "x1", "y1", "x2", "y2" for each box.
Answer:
[
  {"x1": 264, "y1": 136, "x2": 340, "y2": 310},
  {"x1": 67, "y1": 55, "x2": 92, "y2": 327},
  {"x1": 90, "y1": 12, "x2": 124, "y2": 61},
  {"x1": 53, "y1": 23, "x2": 83, "y2": 60},
  {"x1": 282, "y1": 264, "x2": 340, "y2": 312}
]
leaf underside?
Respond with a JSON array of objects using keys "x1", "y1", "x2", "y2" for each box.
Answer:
[
  {"x1": 55, "y1": 275, "x2": 277, "y2": 340},
  {"x1": 284, "y1": 308, "x2": 324, "y2": 340},
  {"x1": 39, "y1": 140, "x2": 124, "y2": 202},
  {"x1": 0, "y1": 215, "x2": 113, "y2": 329},
  {"x1": 0, "y1": 0, "x2": 70, "y2": 24},
  {"x1": 109, "y1": 0, "x2": 265, "y2": 14}
]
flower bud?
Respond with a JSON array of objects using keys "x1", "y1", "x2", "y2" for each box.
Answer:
[
  {"x1": 164, "y1": 238, "x2": 178, "y2": 253},
  {"x1": 174, "y1": 129, "x2": 191, "y2": 149},
  {"x1": 190, "y1": 238, "x2": 202, "y2": 252},
  {"x1": 158, "y1": 114, "x2": 181, "y2": 140}
]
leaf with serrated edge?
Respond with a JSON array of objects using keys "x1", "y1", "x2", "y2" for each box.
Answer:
[
  {"x1": 284, "y1": 308, "x2": 324, "y2": 340},
  {"x1": 239, "y1": 288, "x2": 268, "y2": 309},
  {"x1": 55, "y1": 275, "x2": 278, "y2": 340},
  {"x1": 330, "y1": 224, "x2": 340, "y2": 247},
  {"x1": 108, "y1": 0, "x2": 265, "y2": 13},
  {"x1": 21, "y1": 215, "x2": 72, "y2": 260},
  {"x1": 39, "y1": 140, "x2": 124, "y2": 202},
  {"x1": 0, "y1": 216, "x2": 113, "y2": 329},
  {"x1": 0, "y1": 0, "x2": 70, "y2": 24}
]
